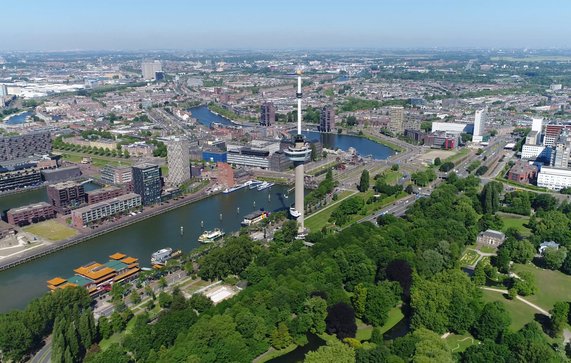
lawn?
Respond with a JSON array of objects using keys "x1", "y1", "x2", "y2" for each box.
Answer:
[
  {"x1": 100, "y1": 316, "x2": 137, "y2": 351},
  {"x1": 497, "y1": 212, "x2": 531, "y2": 236},
  {"x1": 379, "y1": 306, "x2": 405, "y2": 335},
  {"x1": 479, "y1": 245, "x2": 497, "y2": 254},
  {"x1": 512, "y1": 263, "x2": 571, "y2": 311},
  {"x1": 445, "y1": 148, "x2": 469, "y2": 163},
  {"x1": 379, "y1": 170, "x2": 402, "y2": 185},
  {"x1": 460, "y1": 249, "x2": 480, "y2": 267},
  {"x1": 58, "y1": 151, "x2": 133, "y2": 168},
  {"x1": 305, "y1": 190, "x2": 356, "y2": 231},
  {"x1": 23, "y1": 220, "x2": 78, "y2": 241},
  {"x1": 445, "y1": 333, "x2": 478, "y2": 353},
  {"x1": 481, "y1": 289, "x2": 538, "y2": 331}
]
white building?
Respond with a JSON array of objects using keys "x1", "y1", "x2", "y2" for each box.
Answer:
[
  {"x1": 0, "y1": 84, "x2": 8, "y2": 97},
  {"x1": 532, "y1": 118, "x2": 543, "y2": 133},
  {"x1": 71, "y1": 193, "x2": 142, "y2": 227},
  {"x1": 472, "y1": 109, "x2": 486, "y2": 143},
  {"x1": 166, "y1": 138, "x2": 190, "y2": 186},
  {"x1": 431, "y1": 122, "x2": 473, "y2": 134},
  {"x1": 521, "y1": 144, "x2": 551, "y2": 160},
  {"x1": 537, "y1": 166, "x2": 571, "y2": 190},
  {"x1": 142, "y1": 60, "x2": 162, "y2": 81},
  {"x1": 525, "y1": 131, "x2": 540, "y2": 145}
]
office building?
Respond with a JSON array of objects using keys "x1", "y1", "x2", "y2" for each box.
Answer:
[
  {"x1": 0, "y1": 84, "x2": 7, "y2": 97},
  {"x1": 47, "y1": 181, "x2": 85, "y2": 214},
  {"x1": 86, "y1": 186, "x2": 124, "y2": 204},
  {"x1": 7, "y1": 202, "x2": 55, "y2": 226},
  {"x1": 260, "y1": 102, "x2": 275, "y2": 127},
  {"x1": 141, "y1": 60, "x2": 163, "y2": 81},
  {"x1": 202, "y1": 149, "x2": 227, "y2": 163},
  {"x1": 227, "y1": 147, "x2": 270, "y2": 169},
  {"x1": 71, "y1": 193, "x2": 142, "y2": 228},
  {"x1": 431, "y1": 122, "x2": 474, "y2": 134},
  {"x1": 525, "y1": 131, "x2": 540, "y2": 146},
  {"x1": 132, "y1": 163, "x2": 162, "y2": 206},
  {"x1": 472, "y1": 108, "x2": 486, "y2": 143},
  {"x1": 166, "y1": 138, "x2": 190, "y2": 186},
  {"x1": 424, "y1": 131, "x2": 458, "y2": 149},
  {"x1": 0, "y1": 131, "x2": 52, "y2": 162},
  {"x1": 269, "y1": 151, "x2": 293, "y2": 172},
  {"x1": 507, "y1": 160, "x2": 538, "y2": 184},
  {"x1": 388, "y1": 107, "x2": 405, "y2": 134},
  {"x1": 0, "y1": 168, "x2": 42, "y2": 192},
  {"x1": 319, "y1": 105, "x2": 335, "y2": 133},
  {"x1": 101, "y1": 165, "x2": 132, "y2": 185},
  {"x1": 537, "y1": 166, "x2": 571, "y2": 190}
]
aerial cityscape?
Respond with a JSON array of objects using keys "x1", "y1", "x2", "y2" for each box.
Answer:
[{"x1": 2, "y1": 1, "x2": 571, "y2": 362}]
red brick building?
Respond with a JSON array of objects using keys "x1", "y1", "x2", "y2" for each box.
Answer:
[
  {"x1": 507, "y1": 160, "x2": 538, "y2": 184},
  {"x1": 7, "y1": 202, "x2": 55, "y2": 226},
  {"x1": 86, "y1": 186, "x2": 124, "y2": 204}
]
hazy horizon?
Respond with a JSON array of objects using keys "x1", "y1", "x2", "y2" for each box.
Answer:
[{"x1": 3, "y1": 0, "x2": 570, "y2": 51}]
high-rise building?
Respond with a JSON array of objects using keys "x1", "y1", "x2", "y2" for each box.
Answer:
[
  {"x1": 388, "y1": 107, "x2": 405, "y2": 134},
  {"x1": 319, "y1": 105, "x2": 335, "y2": 133},
  {"x1": 532, "y1": 118, "x2": 543, "y2": 133},
  {"x1": 472, "y1": 108, "x2": 487, "y2": 143},
  {"x1": 141, "y1": 60, "x2": 162, "y2": 81},
  {"x1": 132, "y1": 163, "x2": 162, "y2": 205},
  {"x1": 0, "y1": 84, "x2": 8, "y2": 97},
  {"x1": 166, "y1": 138, "x2": 190, "y2": 186},
  {"x1": 552, "y1": 131, "x2": 571, "y2": 169},
  {"x1": 260, "y1": 102, "x2": 275, "y2": 127}
]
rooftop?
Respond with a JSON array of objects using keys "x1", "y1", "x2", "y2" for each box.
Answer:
[{"x1": 8, "y1": 202, "x2": 52, "y2": 214}]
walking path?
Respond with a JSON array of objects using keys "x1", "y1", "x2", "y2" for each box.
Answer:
[{"x1": 481, "y1": 286, "x2": 551, "y2": 316}]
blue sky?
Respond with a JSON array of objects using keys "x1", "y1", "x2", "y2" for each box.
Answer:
[{"x1": 2, "y1": 0, "x2": 570, "y2": 50}]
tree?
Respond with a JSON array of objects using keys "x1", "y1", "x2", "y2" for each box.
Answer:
[
  {"x1": 304, "y1": 339, "x2": 355, "y2": 363},
  {"x1": 188, "y1": 294, "x2": 213, "y2": 313},
  {"x1": 462, "y1": 340, "x2": 511, "y2": 363},
  {"x1": 158, "y1": 292, "x2": 172, "y2": 308},
  {"x1": 550, "y1": 301, "x2": 569, "y2": 337},
  {"x1": 303, "y1": 297, "x2": 327, "y2": 334},
  {"x1": 472, "y1": 302, "x2": 510, "y2": 342},
  {"x1": 129, "y1": 291, "x2": 141, "y2": 305},
  {"x1": 531, "y1": 193, "x2": 557, "y2": 212},
  {"x1": 325, "y1": 302, "x2": 357, "y2": 340},
  {"x1": 473, "y1": 261, "x2": 487, "y2": 286},
  {"x1": 480, "y1": 182, "x2": 502, "y2": 214},
  {"x1": 363, "y1": 282, "x2": 400, "y2": 326},
  {"x1": 543, "y1": 246, "x2": 567, "y2": 270},
  {"x1": 412, "y1": 328, "x2": 454, "y2": 363},
  {"x1": 405, "y1": 184, "x2": 414, "y2": 194},
  {"x1": 351, "y1": 284, "x2": 368, "y2": 318},
  {"x1": 270, "y1": 322, "x2": 292, "y2": 349},
  {"x1": 434, "y1": 157, "x2": 442, "y2": 166},
  {"x1": 359, "y1": 170, "x2": 370, "y2": 192},
  {"x1": 391, "y1": 164, "x2": 399, "y2": 171}
]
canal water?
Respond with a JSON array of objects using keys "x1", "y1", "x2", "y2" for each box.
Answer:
[
  {"x1": 3, "y1": 111, "x2": 32, "y2": 125},
  {"x1": 189, "y1": 105, "x2": 239, "y2": 127},
  {"x1": 300, "y1": 131, "x2": 395, "y2": 160},
  {"x1": 0, "y1": 185, "x2": 291, "y2": 312}
]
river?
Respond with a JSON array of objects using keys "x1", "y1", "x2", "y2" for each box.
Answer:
[
  {"x1": 0, "y1": 185, "x2": 292, "y2": 312},
  {"x1": 189, "y1": 105, "x2": 239, "y2": 127},
  {"x1": 299, "y1": 131, "x2": 395, "y2": 160}
]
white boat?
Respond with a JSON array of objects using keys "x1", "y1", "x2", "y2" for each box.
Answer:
[
  {"x1": 289, "y1": 207, "x2": 301, "y2": 218},
  {"x1": 223, "y1": 181, "x2": 251, "y2": 194},
  {"x1": 249, "y1": 181, "x2": 263, "y2": 189},
  {"x1": 257, "y1": 182, "x2": 275, "y2": 191},
  {"x1": 198, "y1": 229, "x2": 226, "y2": 243},
  {"x1": 151, "y1": 247, "x2": 173, "y2": 265}
]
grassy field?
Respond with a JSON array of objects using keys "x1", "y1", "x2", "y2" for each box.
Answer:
[
  {"x1": 445, "y1": 333, "x2": 478, "y2": 353},
  {"x1": 307, "y1": 161, "x2": 340, "y2": 176},
  {"x1": 379, "y1": 306, "x2": 405, "y2": 335},
  {"x1": 23, "y1": 220, "x2": 78, "y2": 241},
  {"x1": 460, "y1": 249, "x2": 480, "y2": 267},
  {"x1": 445, "y1": 148, "x2": 470, "y2": 163},
  {"x1": 497, "y1": 212, "x2": 531, "y2": 236},
  {"x1": 58, "y1": 151, "x2": 133, "y2": 168},
  {"x1": 257, "y1": 344, "x2": 297, "y2": 363},
  {"x1": 512, "y1": 263, "x2": 571, "y2": 311},
  {"x1": 355, "y1": 319, "x2": 374, "y2": 341},
  {"x1": 100, "y1": 316, "x2": 137, "y2": 351},
  {"x1": 378, "y1": 170, "x2": 402, "y2": 185},
  {"x1": 481, "y1": 289, "x2": 538, "y2": 331},
  {"x1": 305, "y1": 190, "x2": 356, "y2": 231}
]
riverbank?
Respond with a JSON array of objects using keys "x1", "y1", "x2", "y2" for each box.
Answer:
[
  {"x1": 0, "y1": 186, "x2": 214, "y2": 272},
  {"x1": 360, "y1": 133, "x2": 405, "y2": 153}
]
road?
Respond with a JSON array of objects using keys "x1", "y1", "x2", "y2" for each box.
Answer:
[
  {"x1": 28, "y1": 336, "x2": 51, "y2": 363},
  {"x1": 358, "y1": 194, "x2": 418, "y2": 223}
]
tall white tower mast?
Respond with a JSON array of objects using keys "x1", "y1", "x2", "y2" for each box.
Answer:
[{"x1": 285, "y1": 69, "x2": 311, "y2": 234}]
